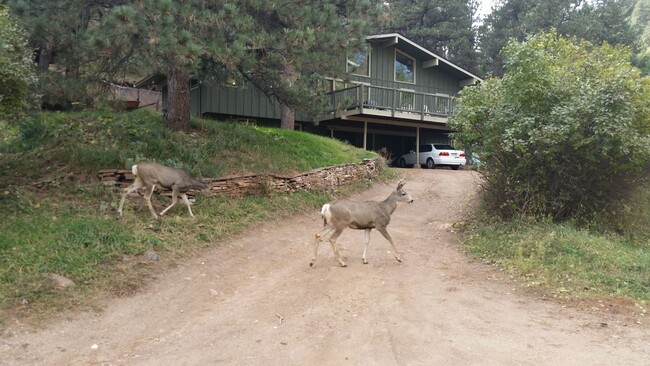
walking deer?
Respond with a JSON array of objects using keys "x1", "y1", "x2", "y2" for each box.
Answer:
[
  {"x1": 118, "y1": 163, "x2": 210, "y2": 219},
  {"x1": 310, "y1": 181, "x2": 414, "y2": 267}
]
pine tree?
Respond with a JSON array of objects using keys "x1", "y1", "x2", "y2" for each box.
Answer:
[
  {"x1": 101, "y1": 0, "x2": 385, "y2": 131},
  {"x1": 386, "y1": 0, "x2": 480, "y2": 75},
  {"x1": 237, "y1": 0, "x2": 386, "y2": 129},
  {"x1": 631, "y1": 0, "x2": 650, "y2": 74},
  {"x1": 478, "y1": 0, "x2": 638, "y2": 77},
  {"x1": 7, "y1": 0, "x2": 126, "y2": 108}
]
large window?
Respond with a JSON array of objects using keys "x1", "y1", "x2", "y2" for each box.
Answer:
[
  {"x1": 347, "y1": 46, "x2": 370, "y2": 77},
  {"x1": 395, "y1": 50, "x2": 415, "y2": 84}
]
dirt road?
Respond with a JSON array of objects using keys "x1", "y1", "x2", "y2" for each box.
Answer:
[{"x1": 2, "y1": 169, "x2": 648, "y2": 365}]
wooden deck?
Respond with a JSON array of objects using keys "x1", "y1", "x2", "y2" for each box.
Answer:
[{"x1": 318, "y1": 84, "x2": 454, "y2": 124}]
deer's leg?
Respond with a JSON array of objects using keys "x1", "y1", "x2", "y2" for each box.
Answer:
[
  {"x1": 118, "y1": 179, "x2": 144, "y2": 216},
  {"x1": 144, "y1": 185, "x2": 159, "y2": 219},
  {"x1": 328, "y1": 228, "x2": 347, "y2": 267},
  {"x1": 159, "y1": 187, "x2": 179, "y2": 216},
  {"x1": 310, "y1": 225, "x2": 334, "y2": 267},
  {"x1": 180, "y1": 193, "x2": 195, "y2": 217},
  {"x1": 362, "y1": 229, "x2": 372, "y2": 264},
  {"x1": 376, "y1": 227, "x2": 401, "y2": 263}
]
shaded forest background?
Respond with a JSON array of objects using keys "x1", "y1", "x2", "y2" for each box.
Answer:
[{"x1": 2, "y1": 0, "x2": 649, "y2": 130}]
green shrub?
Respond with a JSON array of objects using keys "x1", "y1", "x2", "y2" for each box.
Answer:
[
  {"x1": 450, "y1": 31, "x2": 650, "y2": 222},
  {"x1": 0, "y1": 6, "x2": 38, "y2": 121}
]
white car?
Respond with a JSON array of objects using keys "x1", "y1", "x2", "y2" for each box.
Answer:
[{"x1": 397, "y1": 143, "x2": 466, "y2": 170}]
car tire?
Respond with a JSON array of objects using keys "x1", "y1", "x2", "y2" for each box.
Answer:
[
  {"x1": 451, "y1": 165, "x2": 460, "y2": 170},
  {"x1": 426, "y1": 158, "x2": 435, "y2": 169},
  {"x1": 398, "y1": 158, "x2": 406, "y2": 168}
]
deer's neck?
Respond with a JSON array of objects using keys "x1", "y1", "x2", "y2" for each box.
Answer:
[{"x1": 382, "y1": 192, "x2": 399, "y2": 215}]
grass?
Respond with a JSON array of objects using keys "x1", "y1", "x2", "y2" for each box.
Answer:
[
  {"x1": 0, "y1": 109, "x2": 385, "y2": 325},
  {"x1": 0, "y1": 108, "x2": 374, "y2": 182},
  {"x1": 458, "y1": 174, "x2": 650, "y2": 314},
  {"x1": 1, "y1": 107, "x2": 648, "y2": 324},
  {"x1": 463, "y1": 220, "x2": 649, "y2": 300}
]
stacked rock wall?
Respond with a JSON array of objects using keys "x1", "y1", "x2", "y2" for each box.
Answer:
[{"x1": 99, "y1": 158, "x2": 383, "y2": 197}]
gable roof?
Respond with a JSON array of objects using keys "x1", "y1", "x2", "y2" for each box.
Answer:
[
  {"x1": 366, "y1": 33, "x2": 482, "y2": 86},
  {"x1": 137, "y1": 33, "x2": 483, "y2": 89}
]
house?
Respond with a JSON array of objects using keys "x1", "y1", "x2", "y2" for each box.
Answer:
[
  {"x1": 317, "y1": 33, "x2": 482, "y2": 162},
  {"x1": 143, "y1": 33, "x2": 482, "y2": 162}
]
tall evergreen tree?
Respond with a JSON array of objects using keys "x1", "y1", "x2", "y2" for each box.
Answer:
[
  {"x1": 7, "y1": 0, "x2": 127, "y2": 108},
  {"x1": 101, "y1": 0, "x2": 385, "y2": 131},
  {"x1": 478, "y1": 0, "x2": 637, "y2": 77},
  {"x1": 631, "y1": 0, "x2": 650, "y2": 73},
  {"x1": 386, "y1": 0, "x2": 480, "y2": 74},
  {"x1": 237, "y1": 0, "x2": 386, "y2": 129},
  {"x1": 100, "y1": 1, "x2": 231, "y2": 130}
]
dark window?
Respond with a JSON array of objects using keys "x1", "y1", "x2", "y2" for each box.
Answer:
[
  {"x1": 434, "y1": 144, "x2": 455, "y2": 150},
  {"x1": 419, "y1": 144, "x2": 433, "y2": 152}
]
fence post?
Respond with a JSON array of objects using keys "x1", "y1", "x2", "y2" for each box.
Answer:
[{"x1": 359, "y1": 85, "x2": 364, "y2": 114}]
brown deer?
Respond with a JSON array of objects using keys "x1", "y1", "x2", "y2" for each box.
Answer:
[
  {"x1": 118, "y1": 163, "x2": 210, "y2": 219},
  {"x1": 310, "y1": 181, "x2": 414, "y2": 267}
]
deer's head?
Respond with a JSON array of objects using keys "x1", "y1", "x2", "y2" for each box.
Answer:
[{"x1": 396, "y1": 180, "x2": 414, "y2": 203}]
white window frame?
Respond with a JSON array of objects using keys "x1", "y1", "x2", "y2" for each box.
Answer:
[
  {"x1": 394, "y1": 49, "x2": 416, "y2": 84},
  {"x1": 347, "y1": 46, "x2": 371, "y2": 77}
]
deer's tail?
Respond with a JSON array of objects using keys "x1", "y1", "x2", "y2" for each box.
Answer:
[
  {"x1": 132, "y1": 164, "x2": 138, "y2": 177},
  {"x1": 320, "y1": 203, "x2": 332, "y2": 226}
]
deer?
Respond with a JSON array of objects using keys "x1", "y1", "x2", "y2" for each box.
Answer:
[
  {"x1": 310, "y1": 180, "x2": 414, "y2": 267},
  {"x1": 117, "y1": 162, "x2": 211, "y2": 219}
]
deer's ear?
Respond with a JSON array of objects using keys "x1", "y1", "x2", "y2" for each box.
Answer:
[{"x1": 397, "y1": 180, "x2": 405, "y2": 190}]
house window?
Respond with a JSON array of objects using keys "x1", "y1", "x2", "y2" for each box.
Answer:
[
  {"x1": 395, "y1": 50, "x2": 415, "y2": 84},
  {"x1": 347, "y1": 46, "x2": 370, "y2": 77}
]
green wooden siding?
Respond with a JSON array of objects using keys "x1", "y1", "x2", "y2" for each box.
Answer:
[
  {"x1": 191, "y1": 83, "x2": 285, "y2": 121},
  {"x1": 191, "y1": 39, "x2": 465, "y2": 121},
  {"x1": 349, "y1": 43, "x2": 461, "y2": 96}
]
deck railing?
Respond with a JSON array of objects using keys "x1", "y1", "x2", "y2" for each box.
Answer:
[{"x1": 324, "y1": 84, "x2": 454, "y2": 120}]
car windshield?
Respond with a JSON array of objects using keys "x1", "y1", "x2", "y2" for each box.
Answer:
[{"x1": 433, "y1": 144, "x2": 456, "y2": 150}]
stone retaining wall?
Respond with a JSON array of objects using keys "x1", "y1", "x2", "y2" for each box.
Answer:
[{"x1": 99, "y1": 158, "x2": 383, "y2": 198}]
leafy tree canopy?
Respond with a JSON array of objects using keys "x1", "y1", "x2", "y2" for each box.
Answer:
[
  {"x1": 450, "y1": 30, "x2": 650, "y2": 222},
  {"x1": 6, "y1": 0, "x2": 130, "y2": 109},
  {"x1": 478, "y1": 0, "x2": 638, "y2": 77},
  {"x1": 93, "y1": 0, "x2": 385, "y2": 130},
  {"x1": 631, "y1": 0, "x2": 650, "y2": 74},
  {"x1": 0, "y1": 6, "x2": 38, "y2": 120}
]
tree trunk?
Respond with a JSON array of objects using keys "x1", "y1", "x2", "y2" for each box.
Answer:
[
  {"x1": 165, "y1": 64, "x2": 191, "y2": 131},
  {"x1": 280, "y1": 63, "x2": 298, "y2": 130},
  {"x1": 37, "y1": 40, "x2": 52, "y2": 71},
  {"x1": 280, "y1": 104, "x2": 295, "y2": 130}
]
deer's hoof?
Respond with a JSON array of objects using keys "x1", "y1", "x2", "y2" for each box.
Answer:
[
  {"x1": 309, "y1": 261, "x2": 314, "y2": 267},
  {"x1": 363, "y1": 259, "x2": 368, "y2": 264},
  {"x1": 339, "y1": 262, "x2": 347, "y2": 267}
]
